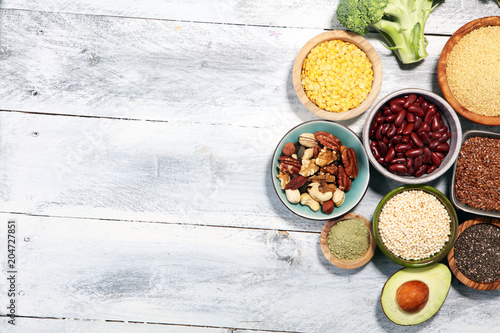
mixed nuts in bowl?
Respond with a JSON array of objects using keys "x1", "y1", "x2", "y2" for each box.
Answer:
[{"x1": 271, "y1": 120, "x2": 369, "y2": 220}]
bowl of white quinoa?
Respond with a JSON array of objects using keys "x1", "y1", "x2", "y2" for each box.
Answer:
[{"x1": 373, "y1": 185, "x2": 458, "y2": 267}]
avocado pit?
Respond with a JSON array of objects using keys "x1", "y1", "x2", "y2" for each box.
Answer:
[{"x1": 396, "y1": 280, "x2": 429, "y2": 313}]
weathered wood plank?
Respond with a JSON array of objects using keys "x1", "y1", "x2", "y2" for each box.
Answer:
[
  {"x1": 0, "y1": 214, "x2": 498, "y2": 332},
  {"x1": 0, "y1": 110, "x2": 497, "y2": 231},
  {"x1": 0, "y1": 9, "x2": 483, "y2": 124},
  {"x1": 1, "y1": 317, "x2": 283, "y2": 333},
  {"x1": 1, "y1": 0, "x2": 497, "y2": 35}
]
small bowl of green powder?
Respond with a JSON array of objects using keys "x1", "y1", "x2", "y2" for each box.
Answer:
[{"x1": 320, "y1": 212, "x2": 376, "y2": 269}]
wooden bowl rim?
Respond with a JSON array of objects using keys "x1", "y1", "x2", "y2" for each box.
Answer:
[
  {"x1": 292, "y1": 30, "x2": 383, "y2": 121},
  {"x1": 320, "y1": 212, "x2": 376, "y2": 269},
  {"x1": 447, "y1": 217, "x2": 500, "y2": 291},
  {"x1": 437, "y1": 16, "x2": 500, "y2": 125}
]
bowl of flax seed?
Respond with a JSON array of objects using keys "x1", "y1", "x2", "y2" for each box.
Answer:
[
  {"x1": 438, "y1": 16, "x2": 500, "y2": 125},
  {"x1": 451, "y1": 130, "x2": 500, "y2": 218}
]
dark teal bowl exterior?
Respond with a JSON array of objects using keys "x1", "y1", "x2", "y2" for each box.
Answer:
[{"x1": 373, "y1": 185, "x2": 459, "y2": 267}]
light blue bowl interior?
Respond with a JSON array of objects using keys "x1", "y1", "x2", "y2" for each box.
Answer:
[{"x1": 271, "y1": 120, "x2": 370, "y2": 220}]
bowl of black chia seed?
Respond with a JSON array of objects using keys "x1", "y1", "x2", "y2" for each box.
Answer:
[{"x1": 447, "y1": 216, "x2": 500, "y2": 290}]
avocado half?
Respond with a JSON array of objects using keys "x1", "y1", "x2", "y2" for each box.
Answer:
[{"x1": 381, "y1": 263, "x2": 451, "y2": 326}]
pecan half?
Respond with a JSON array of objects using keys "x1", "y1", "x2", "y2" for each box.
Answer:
[
  {"x1": 278, "y1": 156, "x2": 301, "y2": 175},
  {"x1": 285, "y1": 175, "x2": 308, "y2": 190},
  {"x1": 309, "y1": 173, "x2": 336, "y2": 183},
  {"x1": 337, "y1": 165, "x2": 352, "y2": 192},
  {"x1": 315, "y1": 131, "x2": 342, "y2": 151},
  {"x1": 341, "y1": 146, "x2": 358, "y2": 179}
]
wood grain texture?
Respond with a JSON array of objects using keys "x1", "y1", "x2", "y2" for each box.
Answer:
[
  {"x1": 1, "y1": 0, "x2": 499, "y2": 34},
  {"x1": 0, "y1": 1, "x2": 499, "y2": 332},
  {"x1": 0, "y1": 214, "x2": 499, "y2": 332}
]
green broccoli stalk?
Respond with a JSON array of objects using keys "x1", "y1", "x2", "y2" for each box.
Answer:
[{"x1": 336, "y1": 0, "x2": 444, "y2": 64}]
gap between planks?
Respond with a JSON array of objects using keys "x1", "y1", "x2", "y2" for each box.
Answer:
[{"x1": 0, "y1": 314, "x2": 304, "y2": 333}]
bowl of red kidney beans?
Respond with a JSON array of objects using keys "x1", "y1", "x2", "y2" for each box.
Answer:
[{"x1": 362, "y1": 88, "x2": 462, "y2": 184}]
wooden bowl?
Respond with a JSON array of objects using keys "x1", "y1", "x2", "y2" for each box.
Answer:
[
  {"x1": 437, "y1": 16, "x2": 500, "y2": 125},
  {"x1": 293, "y1": 30, "x2": 383, "y2": 121},
  {"x1": 447, "y1": 217, "x2": 500, "y2": 291},
  {"x1": 320, "y1": 213, "x2": 376, "y2": 269}
]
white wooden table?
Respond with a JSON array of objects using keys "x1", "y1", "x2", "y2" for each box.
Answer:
[{"x1": 0, "y1": 1, "x2": 499, "y2": 332}]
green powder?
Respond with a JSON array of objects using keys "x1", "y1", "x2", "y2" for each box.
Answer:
[{"x1": 327, "y1": 218, "x2": 370, "y2": 260}]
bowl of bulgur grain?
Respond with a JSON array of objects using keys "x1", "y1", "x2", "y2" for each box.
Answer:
[
  {"x1": 373, "y1": 185, "x2": 458, "y2": 268},
  {"x1": 292, "y1": 30, "x2": 383, "y2": 121},
  {"x1": 451, "y1": 130, "x2": 500, "y2": 219},
  {"x1": 438, "y1": 16, "x2": 500, "y2": 125}
]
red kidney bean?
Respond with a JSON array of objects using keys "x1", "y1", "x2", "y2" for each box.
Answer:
[
  {"x1": 389, "y1": 163, "x2": 408, "y2": 174},
  {"x1": 376, "y1": 114, "x2": 386, "y2": 124},
  {"x1": 402, "y1": 123, "x2": 414, "y2": 135},
  {"x1": 395, "y1": 143, "x2": 412, "y2": 153},
  {"x1": 431, "y1": 152, "x2": 442, "y2": 167},
  {"x1": 395, "y1": 110, "x2": 407, "y2": 128},
  {"x1": 427, "y1": 165, "x2": 437, "y2": 174},
  {"x1": 414, "y1": 97, "x2": 424, "y2": 106},
  {"x1": 397, "y1": 120, "x2": 407, "y2": 135},
  {"x1": 387, "y1": 124, "x2": 397, "y2": 139},
  {"x1": 406, "y1": 148, "x2": 424, "y2": 158},
  {"x1": 383, "y1": 136, "x2": 389, "y2": 145},
  {"x1": 414, "y1": 164, "x2": 428, "y2": 177},
  {"x1": 421, "y1": 100, "x2": 429, "y2": 110},
  {"x1": 384, "y1": 146, "x2": 396, "y2": 164},
  {"x1": 404, "y1": 94, "x2": 417, "y2": 109},
  {"x1": 435, "y1": 142, "x2": 450, "y2": 153},
  {"x1": 407, "y1": 158, "x2": 413, "y2": 169},
  {"x1": 383, "y1": 108, "x2": 393, "y2": 116},
  {"x1": 391, "y1": 135, "x2": 403, "y2": 145},
  {"x1": 437, "y1": 126, "x2": 448, "y2": 135},
  {"x1": 430, "y1": 132, "x2": 442, "y2": 140},
  {"x1": 375, "y1": 125, "x2": 383, "y2": 141},
  {"x1": 424, "y1": 109, "x2": 435, "y2": 125},
  {"x1": 438, "y1": 132, "x2": 450, "y2": 143},
  {"x1": 413, "y1": 116, "x2": 422, "y2": 131},
  {"x1": 432, "y1": 116, "x2": 443, "y2": 131},
  {"x1": 409, "y1": 105, "x2": 426, "y2": 117},
  {"x1": 370, "y1": 141, "x2": 380, "y2": 159},
  {"x1": 429, "y1": 140, "x2": 440, "y2": 151},
  {"x1": 418, "y1": 131, "x2": 431, "y2": 145},
  {"x1": 402, "y1": 134, "x2": 411, "y2": 144},
  {"x1": 389, "y1": 97, "x2": 406, "y2": 111},
  {"x1": 391, "y1": 157, "x2": 407, "y2": 164},
  {"x1": 434, "y1": 151, "x2": 445, "y2": 160},
  {"x1": 417, "y1": 123, "x2": 430, "y2": 133},
  {"x1": 406, "y1": 112, "x2": 416, "y2": 123},
  {"x1": 414, "y1": 155, "x2": 423, "y2": 171},
  {"x1": 386, "y1": 113, "x2": 397, "y2": 122},
  {"x1": 381, "y1": 123, "x2": 391, "y2": 136},
  {"x1": 423, "y1": 147, "x2": 431, "y2": 164},
  {"x1": 410, "y1": 132, "x2": 424, "y2": 147},
  {"x1": 377, "y1": 157, "x2": 385, "y2": 165},
  {"x1": 378, "y1": 141, "x2": 388, "y2": 157}
]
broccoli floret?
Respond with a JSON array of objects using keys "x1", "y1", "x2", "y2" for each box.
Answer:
[{"x1": 336, "y1": 0, "x2": 444, "y2": 64}]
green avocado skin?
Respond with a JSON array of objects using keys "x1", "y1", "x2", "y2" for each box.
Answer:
[{"x1": 381, "y1": 263, "x2": 452, "y2": 326}]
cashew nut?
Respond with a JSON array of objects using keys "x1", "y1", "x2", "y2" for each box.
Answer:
[
  {"x1": 285, "y1": 189, "x2": 301, "y2": 204},
  {"x1": 308, "y1": 182, "x2": 333, "y2": 204},
  {"x1": 300, "y1": 193, "x2": 320, "y2": 212},
  {"x1": 333, "y1": 188, "x2": 345, "y2": 207},
  {"x1": 301, "y1": 148, "x2": 314, "y2": 160}
]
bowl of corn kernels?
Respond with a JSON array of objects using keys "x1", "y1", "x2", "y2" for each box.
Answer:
[{"x1": 292, "y1": 30, "x2": 383, "y2": 121}]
